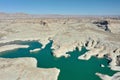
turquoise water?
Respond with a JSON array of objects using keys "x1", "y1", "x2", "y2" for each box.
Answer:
[{"x1": 0, "y1": 41, "x2": 116, "y2": 80}]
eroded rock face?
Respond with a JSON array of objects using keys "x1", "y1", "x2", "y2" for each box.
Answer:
[{"x1": 0, "y1": 58, "x2": 60, "y2": 80}]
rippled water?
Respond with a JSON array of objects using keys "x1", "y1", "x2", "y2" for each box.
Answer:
[{"x1": 0, "y1": 41, "x2": 116, "y2": 80}]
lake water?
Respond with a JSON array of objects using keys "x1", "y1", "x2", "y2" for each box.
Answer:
[{"x1": 0, "y1": 41, "x2": 116, "y2": 80}]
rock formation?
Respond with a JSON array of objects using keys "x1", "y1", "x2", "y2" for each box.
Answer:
[
  {"x1": 96, "y1": 72, "x2": 120, "y2": 80},
  {"x1": 0, "y1": 44, "x2": 29, "y2": 53},
  {"x1": 93, "y1": 20, "x2": 111, "y2": 32},
  {"x1": 0, "y1": 58, "x2": 60, "y2": 80},
  {"x1": 0, "y1": 13, "x2": 120, "y2": 80},
  {"x1": 30, "y1": 48, "x2": 41, "y2": 53}
]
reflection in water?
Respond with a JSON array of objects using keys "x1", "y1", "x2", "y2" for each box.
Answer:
[{"x1": 0, "y1": 41, "x2": 116, "y2": 80}]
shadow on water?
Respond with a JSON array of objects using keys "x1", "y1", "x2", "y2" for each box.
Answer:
[{"x1": 0, "y1": 40, "x2": 117, "y2": 80}]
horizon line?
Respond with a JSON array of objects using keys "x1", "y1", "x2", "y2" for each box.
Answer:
[{"x1": 0, "y1": 12, "x2": 120, "y2": 16}]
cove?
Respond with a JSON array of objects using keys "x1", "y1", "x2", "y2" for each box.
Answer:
[{"x1": 0, "y1": 41, "x2": 116, "y2": 80}]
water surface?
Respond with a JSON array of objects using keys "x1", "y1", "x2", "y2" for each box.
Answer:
[{"x1": 0, "y1": 41, "x2": 116, "y2": 80}]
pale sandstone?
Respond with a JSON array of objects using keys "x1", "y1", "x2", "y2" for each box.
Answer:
[
  {"x1": 0, "y1": 58, "x2": 60, "y2": 80},
  {"x1": 96, "y1": 72, "x2": 120, "y2": 80},
  {"x1": 30, "y1": 48, "x2": 41, "y2": 53},
  {"x1": 0, "y1": 44, "x2": 29, "y2": 53}
]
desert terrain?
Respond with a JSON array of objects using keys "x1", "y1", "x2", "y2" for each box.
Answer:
[{"x1": 0, "y1": 13, "x2": 120, "y2": 80}]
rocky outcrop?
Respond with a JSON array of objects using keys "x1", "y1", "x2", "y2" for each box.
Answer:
[
  {"x1": 78, "y1": 46, "x2": 105, "y2": 60},
  {"x1": 116, "y1": 55, "x2": 120, "y2": 66},
  {"x1": 0, "y1": 44, "x2": 29, "y2": 53},
  {"x1": 0, "y1": 58, "x2": 60, "y2": 80},
  {"x1": 96, "y1": 72, "x2": 120, "y2": 80},
  {"x1": 107, "y1": 48, "x2": 120, "y2": 71},
  {"x1": 30, "y1": 48, "x2": 41, "y2": 53},
  {"x1": 40, "y1": 20, "x2": 48, "y2": 26},
  {"x1": 93, "y1": 20, "x2": 111, "y2": 32}
]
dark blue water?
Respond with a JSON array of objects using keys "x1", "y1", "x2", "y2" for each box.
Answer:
[{"x1": 0, "y1": 41, "x2": 116, "y2": 80}]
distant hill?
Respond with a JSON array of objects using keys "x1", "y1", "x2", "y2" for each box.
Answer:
[{"x1": 0, "y1": 12, "x2": 120, "y2": 19}]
